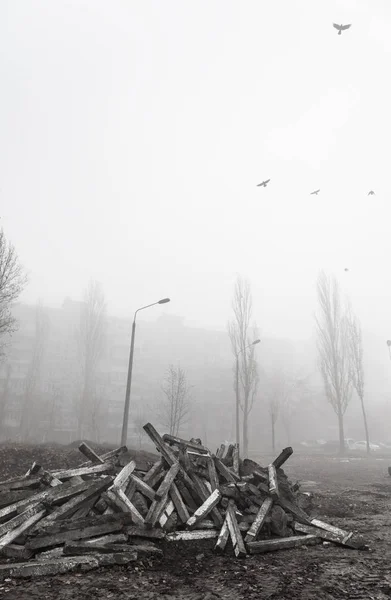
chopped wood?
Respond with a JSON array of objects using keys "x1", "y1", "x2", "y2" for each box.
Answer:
[
  {"x1": 41, "y1": 471, "x2": 63, "y2": 487},
  {"x1": 0, "y1": 508, "x2": 46, "y2": 551},
  {"x1": 194, "y1": 519, "x2": 215, "y2": 529},
  {"x1": 24, "y1": 462, "x2": 42, "y2": 477},
  {"x1": 143, "y1": 459, "x2": 165, "y2": 485},
  {"x1": 207, "y1": 457, "x2": 219, "y2": 491},
  {"x1": 162, "y1": 434, "x2": 210, "y2": 455},
  {"x1": 71, "y1": 495, "x2": 99, "y2": 520},
  {"x1": 247, "y1": 534, "x2": 320, "y2": 554},
  {"x1": 0, "y1": 543, "x2": 34, "y2": 560},
  {"x1": 155, "y1": 462, "x2": 180, "y2": 499},
  {"x1": 245, "y1": 497, "x2": 274, "y2": 543},
  {"x1": 113, "y1": 460, "x2": 136, "y2": 491},
  {"x1": 52, "y1": 464, "x2": 114, "y2": 480},
  {"x1": 0, "y1": 476, "x2": 42, "y2": 493},
  {"x1": 78, "y1": 443, "x2": 105, "y2": 465},
  {"x1": 272, "y1": 447, "x2": 293, "y2": 470},
  {"x1": 143, "y1": 423, "x2": 179, "y2": 466},
  {"x1": 104, "y1": 488, "x2": 145, "y2": 526},
  {"x1": 0, "y1": 503, "x2": 46, "y2": 539},
  {"x1": 216, "y1": 444, "x2": 226, "y2": 459},
  {"x1": 84, "y1": 533, "x2": 127, "y2": 545},
  {"x1": 166, "y1": 530, "x2": 219, "y2": 541},
  {"x1": 189, "y1": 474, "x2": 223, "y2": 527},
  {"x1": 35, "y1": 547, "x2": 64, "y2": 559},
  {"x1": 158, "y1": 500, "x2": 175, "y2": 528},
  {"x1": 213, "y1": 456, "x2": 240, "y2": 483},
  {"x1": 125, "y1": 526, "x2": 165, "y2": 540},
  {"x1": 214, "y1": 517, "x2": 230, "y2": 553},
  {"x1": 310, "y1": 518, "x2": 350, "y2": 538},
  {"x1": 226, "y1": 500, "x2": 246, "y2": 558},
  {"x1": 0, "y1": 489, "x2": 36, "y2": 510},
  {"x1": 169, "y1": 482, "x2": 190, "y2": 524},
  {"x1": 129, "y1": 473, "x2": 159, "y2": 501},
  {"x1": 186, "y1": 489, "x2": 221, "y2": 529},
  {"x1": 293, "y1": 522, "x2": 358, "y2": 547},
  {"x1": 277, "y1": 497, "x2": 312, "y2": 525},
  {"x1": 268, "y1": 464, "x2": 279, "y2": 497}
]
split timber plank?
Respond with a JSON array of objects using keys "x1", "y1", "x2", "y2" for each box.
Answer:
[
  {"x1": 35, "y1": 547, "x2": 64, "y2": 559},
  {"x1": 52, "y1": 464, "x2": 114, "y2": 479},
  {"x1": 145, "y1": 463, "x2": 180, "y2": 527},
  {"x1": 169, "y1": 482, "x2": 190, "y2": 524},
  {"x1": 78, "y1": 443, "x2": 105, "y2": 464},
  {"x1": 36, "y1": 477, "x2": 113, "y2": 527},
  {"x1": 112, "y1": 460, "x2": 136, "y2": 491},
  {"x1": 71, "y1": 495, "x2": 99, "y2": 520},
  {"x1": 186, "y1": 489, "x2": 222, "y2": 529},
  {"x1": 293, "y1": 522, "x2": 357, "y2": 547},
  {"x1": 232, "y1": 444, "x2": 240, "y2": 475},
  {"x1": 129, "y1": 473, "x2": 159, "y2": 501},
  {"x1": 0, "y1": 489, "x2": 36, "y2": 510},
  {"x1": 207, "y1": 457, "x2": 219, "y2": 491},
  {"x1": 216, "y1": 444, "x2": 225, "y2": 459},
  {"x1": 63, "y1": 541, "x2": 131, "y2": 556},
  {"x1": 124, "y1": 479, "x2": 137, "y2": 501},
  {"x1": 162, "y1": 434, "x2": 210, "y2": 455},
  {"x1": 268, "y1": 464, "x2": 279, "y2": 498},
  {"x1": 226, "y1": 501, "x2": 246, "y2": 558},
  {"x1": 213, "y1": 456, "x2": 240, "y2": 483},
  {"x1": 143, "y1": 460, "x2": 165, "y2": 486},
  {"x1": 104, "y1": 488, "x2": 145, "y2": 526},
  {"x1": 0, "y1": 476, "x2": 42, "y2": 493},
  {"x1": 277, "y1": 497, "x2": 312, "y2": 525},
  {"x1": 0, "y1": 555, "x2": 101, "y2": 579},
  {"x1": 158, "y1": 500, "x2": 175, "y2": 528},
  {"x1": 194, "y1": 519, "x2": 215, "y2": 529},
  {"x1": 166, "y1": 530, "x2": 219, "y2": 542},
  {"x1": 79, "y1": 446, "x2": 127, "y2": 467},
  {"x1": 310, "y1": 518, "x2": 350, "y2": 538},
  {"x1": 272, "y1": 447, "x2": 293, "y2": 470},
  {"x1": 155, "y1": 462, "x2": 180, "y2": 499},
  {"x1": 190, "y1": 474, "x2": 223, "y2": 527},
  {"x1": 175, "y1": 479, "x2": 198, "y2": 512},
  {"x1": 84, "y1": 533, "x2": 127, "y2": 545},
  {"x1": 253, "y1": 469, "x2": 269, "y2": 483},
  {"x1": 40, "y1": 471, "x2": 62, "y2": 487},
  {"x1": 247, "y1": 534, "x2": 320, "y2": 554},
  {"x1": 0, "y1": 503, "x2": 46, "y2": 539},
  {"x1": 245, "y1": 497, "x2": 273, "y2": 543},
  {"x1": 214, "y1": 517, "x2": 230, "y2": 553},
  {"x1": 29, "y1": 513, "x2": 134, "y2": 535},
  {"x1": 0, "y1": 509, "x2": 46, "y2": 551},
  {"x1": 24, "y1": 462, "x2": 42, "y2": 477},
  {"x1": 0, "y1": 543, "x2": 33, "y2": 560}
]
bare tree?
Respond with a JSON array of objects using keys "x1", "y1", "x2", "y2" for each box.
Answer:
[
  {"x1": 315, "y1": 271, "x2": 352, "y2": 454},
  {"x1": 160, "y1": 364, "x2": 191, "y2": 436},
  {"x1": 0, "y1": 230, "x2": 27, "y2": 353},
  {"x1": 227, "y1": 276, "x2": 259, "y2": 458},
  {"x1": 20, "y1": 302, "x2": 50, "y2": 439},
  {"x1": 78, "y1": 281, "x2": 107, "y2": 440},
  {"x1": 346, "y1": 308, "x2": 370, "y2": 453}
]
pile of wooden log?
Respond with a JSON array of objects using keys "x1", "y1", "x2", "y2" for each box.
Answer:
[{"x1": 0, "y1": 423, "x2": 365, "y2": 580}]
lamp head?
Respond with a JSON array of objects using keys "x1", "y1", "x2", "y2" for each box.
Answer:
[{"x1": 158, "y1": 298, "x2": 170, "y2": 304}]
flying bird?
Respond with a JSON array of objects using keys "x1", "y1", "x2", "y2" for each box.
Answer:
[
  {"x1": 310, "y1": 189, "x2": 320, "y2": 196},
  {"x1": 333, "y1": 23, "x2": 352, "y2": 35},
  {"x1": 344, "y1": 268, "x2": 349, "y2": 272},
  {"x1": 257, "y1": 179, "x2": 270, "y2": 188},
  {"x1": 368, "y1": 190, "x2": 375, "y2": 195}
]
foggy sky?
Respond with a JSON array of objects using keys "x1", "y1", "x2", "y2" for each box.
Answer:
[{"x1": 1, "y1": 0, "x2": 391, "y2": 341}]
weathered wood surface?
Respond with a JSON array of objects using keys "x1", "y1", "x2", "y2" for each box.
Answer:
[
  {"x1": 245, "y1": 497, "x2": 274, "y2": 543},
  {"x1": 186, "y1": 489, "x2": 221, "y2": 529},
  {"x1": 226, "y1": 501, "x2": 246, "y2": 558},
  {"x1": 128, "y1": 474, "x2": 158, "y2": 501},
  {"x1": 104, "y1": 488, "x2": 145, "y2": 526},
  {"x1": 169, "y1": 482, "x2": 190, "y2": 524},
  {"x1": 268, "y1": 464, "x2": 279, "y2": 498},
  {"x1": 125, "y1": 526, "x2": 165, "y2": 540},
  {"x1": 247, "y1": 534, "x2": 320, "y2": 554},
  {"x1": 293, "y1": 522, "x2": 356, "y2": 547},
  {"x1": 310, "y1": 518, "x2": 350, "y2": 538},
  {"x1": 213, "y1": 456, "x2": 240, "y2": 483},
  {"x1": 113, "y1": 460, "x2": 136, "y2": 491},
  {"x1": 166, "y1": 530, "x2": 218, "y2": 541},
  {"x1": 0, "y1": 476, "x2": 42, "y2": 493},
  {"x1": 52, "y1": 464, "x2": 114, "y2": 480},
  {"x1": 214, "y1": 517, "x2": 230, "y2": 553},
  {"x1": 78, "y1": 443, "x2": 105, "y2": 465},
  {"x1": 272, "y1": 447, "x2": 293, "y2": 470},
  {"x1": 0, "y1": 508, "x2": 46, "y2": 551},
  {"x1": 162, "y1": 434, "x2": 210, "y2": 455},
  {"x1": 232, "y1": 444, "x2": 240, "y2": 475}
]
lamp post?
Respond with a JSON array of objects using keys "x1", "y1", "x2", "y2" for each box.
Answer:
[
  {"x1": 120, "y1": 297, "x2": 170, "y2": 446},
  {"x1": 387, "y1": 340, "x2": 391, "y2": 361},
  {"x1": 235, "y1": 339, "x2": 260, "y2": 446}
]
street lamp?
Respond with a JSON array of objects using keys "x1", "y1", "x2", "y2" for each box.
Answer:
[
  {"x1": 235, "y1": 339, "x2": 260, "y2": 446},
  {"x1": 120, "y1": 297, "x2": 170, "y2": 446},
  {"x1": 387, "y1": 340, "x2": 391, "y2": 361}
]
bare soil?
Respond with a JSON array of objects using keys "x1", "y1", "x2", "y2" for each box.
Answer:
[{"x1": 1, "y1": 446, "x2": 391, "y2": 599}]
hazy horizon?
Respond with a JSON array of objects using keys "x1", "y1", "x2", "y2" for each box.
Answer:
[{"x1": 2, "y1": 1, "x2": 391, "y2": 342}]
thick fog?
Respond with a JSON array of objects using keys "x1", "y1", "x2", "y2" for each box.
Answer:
[{"x1": 1, "y1": 1, "x2": 391, "y2": 451}]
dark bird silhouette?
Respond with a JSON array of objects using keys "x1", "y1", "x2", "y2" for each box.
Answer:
[
  {"x1": 344, "y1": 268, "x2": 349, "y2": 272},
  {"x1": 333, "y1": 23, "x2": 352, "y2": 35},
  {"x1": 368, "y1": 190, "x2": 375, "y2": 195},
  {"x1": 257, "y1": 179, "x2": 270, "y2": 188},
  {"x1": 310, "y1": 189, "x2": 320, "y2": 196}
]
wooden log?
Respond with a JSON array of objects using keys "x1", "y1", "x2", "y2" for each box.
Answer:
[
  {"x1": 104, "y1": 488, "x2": 145, "y2": 526},
  {"x1": 0, "y1": 543, "x2": 34, "y2": 560},
  {"x1": 0, "y1": 508, "x2": 46, "y2": 551},
  {"x1": 37, "y1": 477, "x2": 113, "y2": 527},
  {"x1": 272, "y1": 447, "x2": 293, "y2": 470},
  {"x1": 194, "y1": 519, "x2": 215, "y2": 529},
  {"x1": 40, "y1": 471, "x2": 62, "y2": 487},
  {"x1": 143, "y1": 459, "x2": 165, "y2": 485},
  {"x1": 175, "y1": 479, "x2": 198, "y2": 512},
  {"x1": 169, "y1": 482, "x2": 190, "y2": 524},
  {"x1": 310, "y1": 518, "x2": 350, "y2": 538},
  {"x1": 247, "y1": 534, "x2": 320, "y2": 554},
  {"x1": 79, "y1": 446, "x2": 127, "y2": 467},
  {"x1": 226, "y1": 500, "x2": 246, "y2": 558},
  {"x1": 154, "y1": 462, "x2": 180, "y2": 499},
  {"x1": 166, "y1": 530, "x2": 218, "y2": 542},
  {"x1": 78, "y1": 442, "x2": 105, "y2": 464},
  {"x1": 245, "y1": 497, "x2": 273, "y2": 543},
  {"x1": 0, "y1": 476, "x2": 42, "y2": 493},
  {"x1": 162, "y1": 434, "x2": 210, "y2": 455},
  {"x1": 186, "y1": 489, "x2": 222, "y2": 529},
  {"x1": 24, "y1": 462, "x2": 42, "y2": 477},
  {"x1": 158, "y1": 499, "x2": 175, "y2": 529},
  {"x1": 34, "y1": 547, "x2": 64, "y2": 559},
  {"x1": 268, "y1": 464, "x2": 279, "y2": 497},
  {"x1": 84, "y1": 533, "x2": 127, "y2": 545},
  {"x1": 0, "y1": 503, "x2": 46, "y2": 539},
  {"x1": 207, "y1": 457, "x2": 219, "y2": 491},
  {"x1": 293, "y1": 522, "x2": 356, "y2": 547},
  {"x1": 0, "y1": 556, "x2": 100, "y2": 579},
  {"x1": 52, "y1": 464, "x2": 114, "y2": 479},
  {"x1": 225, "y1": 444, "x2": 234, "y2": 461},
  {"x1": 112, "y1": 460, "x2": 136, "y2": 491},
  {"x1": 143, "y1": 423, "x2": 179, "y2": 466},
  {"x1": 144, "y1": 463, "x2": 180, "y2": 527},
  {"x1": 190, "y1": 474, "x2": 223, "y2": 527},
  {"x1": 232, "y1": 444, "x2": 240, "y2": 475},
  {"x1": 213, "y1": 456, "x2": 240, "y2": 483},
  {"x1": 0, "y1": 489, "x2": 36, "y2": 509},
  {"x1": 277, "y1": 497, "x2": 312, "y2": 525},
  {"x1": 252, "y1": 469, "x2": 269, "y2": 483},
  {"x1": 214, "y1": 517, "x2": 230, "y2": 553},
  {"x1": 71, "y1": 495, "x2": 99, "y2": 520},
  {"x1": 216, "y1": 444, "x2": 225, "y2": 459},
  {"x1": 129, "y1": 474, "x2": 159, "y2": 501}
]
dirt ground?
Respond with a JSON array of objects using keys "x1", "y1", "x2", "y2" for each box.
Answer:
[{"x1": 1, "y1": 446, "x2": 391, "y2": 600}]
